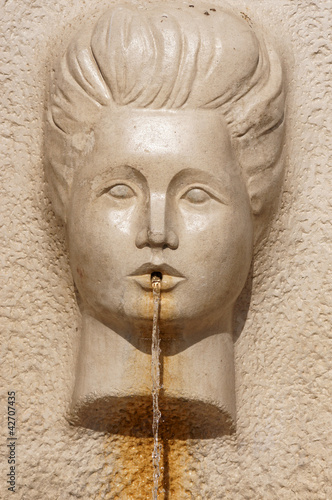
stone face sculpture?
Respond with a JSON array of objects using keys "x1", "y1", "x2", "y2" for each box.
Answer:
[{"x1": 45, "y1": 2, "x2": 285, "y2": 437}]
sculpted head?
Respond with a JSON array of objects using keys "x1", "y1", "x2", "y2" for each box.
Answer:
[{"x1": 45, "y1": 3, "x2": 285, "y2": 341}]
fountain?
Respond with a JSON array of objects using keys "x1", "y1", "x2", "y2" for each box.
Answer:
[
  {"x1": 44, "y1": 2, "x2": 285, "y2": 496},
  {"x1": 151, "y1": 273, "x2": 162, "y2": 499}
]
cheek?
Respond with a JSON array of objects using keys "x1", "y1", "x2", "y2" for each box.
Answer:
[
  {"x1": 181, "y1": 203, "x2": 252, "y2": 250},
  {"x1": 69, "y1": 192, "x2": 138, "y2": 249},
  {"x1": 216, "y1": 210, "x2": 253, "y2": 290},
  {"x1": 102, "y1": 195, "x2": 144, "y2": 236},
  {"x1": 67, "y1": 190, "x2": 148, "y2": 297},
  {"x1": 193, "y1": 207, "x2": 253, "y2": 289},
  {"x1": 219, "y1": 206, "x2": 253, "y2": 257},
  {"x1": 66, "y1": 203, "x2": 116, "y2": 286}
]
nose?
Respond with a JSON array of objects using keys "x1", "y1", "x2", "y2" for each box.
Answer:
[{"x1": 135, "y1": 192, "x2": 179, "y2": 250}]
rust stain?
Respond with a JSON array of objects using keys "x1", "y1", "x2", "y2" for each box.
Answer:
[
  {"x1": 144, "y1": 289, "x2": 155, "y2": 321},
  {"x1": 139, "y1": 288, "x2": 177, "y2": 340},
  {"x1": 240, "y1": 11, "x2": 253, "y2": 27},
  {"x1": 159, "y1": 293, "x2": 176, "y2": 323},
  {"x1": 92, "y1": 283, "x2": 195, "y2": 498},
  {"x1": 97, "y1": 435, "x2": 194, "y2": 499}
]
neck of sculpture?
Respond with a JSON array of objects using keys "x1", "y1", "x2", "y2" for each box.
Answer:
[{"x1": 69, "y1": 311, "x2": 236, "y2": 437}]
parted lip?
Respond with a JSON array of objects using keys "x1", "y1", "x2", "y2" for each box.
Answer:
[{"x1": 129, "y1": 263, "x2": 185, "y2": 291}]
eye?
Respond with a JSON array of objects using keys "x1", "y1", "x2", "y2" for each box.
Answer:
[
  {"x1": 181, "y1": 188, "x2": 211, "y2": 204},
  {"x1": 107, "y1": 184, "x2": 135, "y2": 199}
]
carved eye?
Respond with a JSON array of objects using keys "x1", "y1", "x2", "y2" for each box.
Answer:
[
  {"x1": 181, "y1": 188, "x2": 211, "y2": 204},
  {"x1": 107, "y1": 184, "x2": 135, "y2": 199}
]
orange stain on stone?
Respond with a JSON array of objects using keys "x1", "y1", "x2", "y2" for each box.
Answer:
[
  {"x1": 92, "y1": 283, "x2": 194, "y2": 498},
  {"x1": 95, "y1": 434, "x2": 195, "y2": 499}
]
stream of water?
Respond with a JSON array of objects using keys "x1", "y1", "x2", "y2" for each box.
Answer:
[{"x1": 151, "y1": 275, "x2": 162, "y2": 500}]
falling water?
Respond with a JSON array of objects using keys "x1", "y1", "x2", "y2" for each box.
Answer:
[{"x1": 151, "y1": 274, "x2": 162, "y2": 500}]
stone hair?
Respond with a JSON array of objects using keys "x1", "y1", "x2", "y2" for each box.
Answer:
[{"x1": 45, "y1": 3, "x2": 285, "y2": 235}]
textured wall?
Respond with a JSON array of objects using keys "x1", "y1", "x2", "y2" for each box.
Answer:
[{"x1": 1, "y1": 0, "x2": 331, "y2": 498}]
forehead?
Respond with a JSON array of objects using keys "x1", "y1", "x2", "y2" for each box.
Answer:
[{"x1": 79, "y1": 108, "x2": 241, "y2": 184}]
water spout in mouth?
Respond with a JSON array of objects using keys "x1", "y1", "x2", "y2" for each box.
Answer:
[{"x1": 151, "y1": 272, "x2": 162, "y2": 500}]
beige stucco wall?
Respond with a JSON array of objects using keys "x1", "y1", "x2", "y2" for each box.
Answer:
[{"x1": 1, "y1": 0, "x2": 331, "y2": 498}]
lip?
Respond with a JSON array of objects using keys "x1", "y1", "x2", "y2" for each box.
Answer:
[{"x1": 129, "y1": 263, "x2": 185, "y2": 291}]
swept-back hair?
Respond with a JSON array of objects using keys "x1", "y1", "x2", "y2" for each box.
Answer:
[{"x1": 45, "y1": 3, "x2": 285, "y2": 239}]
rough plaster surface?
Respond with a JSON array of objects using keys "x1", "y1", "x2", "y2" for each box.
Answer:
[{"x1": 0, "y1": 0, "x2": 331, "y2": 498}]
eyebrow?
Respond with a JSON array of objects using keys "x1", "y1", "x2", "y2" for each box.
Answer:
[
  {"x1": 86, "y1": 162, "x2": 239, "y2": 203},
  {"x1": 168, "y1": 168, "x2": 234, "y2": 197},
  {"x1": 89, "y1": 164, "x2": 148, "y2": 191}
]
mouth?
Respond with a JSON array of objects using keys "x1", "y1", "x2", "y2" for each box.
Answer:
[{"x1": 129, "y1": 263, "x2": 185, "y2": 291}]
